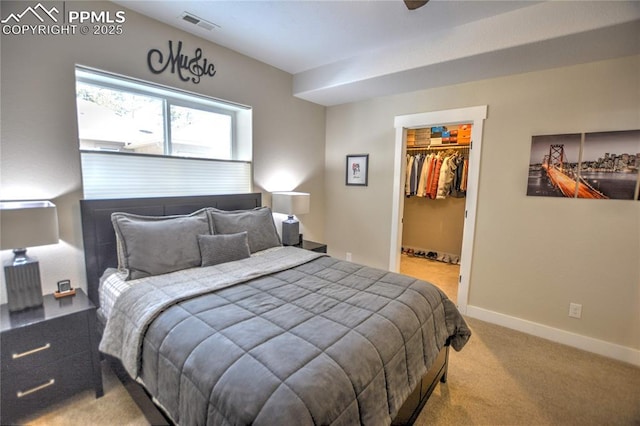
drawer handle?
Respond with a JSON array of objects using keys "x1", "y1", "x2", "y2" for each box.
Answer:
[
  {"x1": 17, "y1": 379, "x2": 55, "y2": 398},
  {"x1": 12, "y1": 343, "x2": 51, "y2": 359}
]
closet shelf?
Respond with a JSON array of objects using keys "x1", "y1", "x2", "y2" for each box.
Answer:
[{"x1": 407, "y1": 143, "x2": 471, "y2": 151}]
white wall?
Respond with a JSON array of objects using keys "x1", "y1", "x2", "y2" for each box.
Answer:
[
  {"x1": 0, "y1": 1, "x2": 326, "y2": 301},
  {"x1": 325, "y1": 55, "x2": 640, "y2": 356}
]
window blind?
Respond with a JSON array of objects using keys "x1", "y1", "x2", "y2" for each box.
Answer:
[{"x1": 81, "y1": 151, "x2": 252, "y2": 199}]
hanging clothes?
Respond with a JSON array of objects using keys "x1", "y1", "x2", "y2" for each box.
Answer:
[
  {"x1": 405, "y1": 153, "x2": 427, "y2": 196},
  {"x1": 426, "y1": 153, "x2": 442, "y2": 199},
  {"x1": 436, "y1": 153, "x2": 459, "y2": 199},
  {"x1": 460, "y1": 158, "x2": 469, "y2": 192},
  {"x1": 411, "y1": 154, "x2": 424, "y2": 196},
  {"x1": 450, "y1": 155, "x2": 466, "y2": 198},
  {"x1": 405, "y1": 148, "x2": 469, "y2": 200},
  {"x1": 405, "y1": 154, "x2": 414, "y2": 196},
  {"x1": 417, "y1": 153, "x2": 432, "y2": 197}
]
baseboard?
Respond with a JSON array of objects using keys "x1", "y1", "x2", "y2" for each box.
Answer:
[{"x1": 465, "y1": 305, "x2": 640, "y2": 367}]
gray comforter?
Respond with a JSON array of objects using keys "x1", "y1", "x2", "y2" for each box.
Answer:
[{"x1": 100, "y1": 247, "x2": 470, "y2": 425}]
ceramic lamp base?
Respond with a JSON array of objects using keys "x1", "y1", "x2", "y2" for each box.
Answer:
[
  {"x1": 282, "y1": 215, "x2": 300, "y2": 246},
  {"x1": 4, "y1": 253, "x2": 43, "y2": 312}
]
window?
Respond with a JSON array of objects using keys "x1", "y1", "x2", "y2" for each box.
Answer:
[
  {"x1": 75, "y1": 67, "x2": 244, "y2": 160},
  {"x1": 76, "y1": 82, "x2": 164, "y2": 154},
  {"x1": 170, "y1": 105, "x2": 232, "y2": 159},
  {"x1": 75, "y1": 66, "x2": 253, "y2": 199}
]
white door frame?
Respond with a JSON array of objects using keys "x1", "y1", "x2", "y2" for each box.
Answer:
[{"x1": 390, "y1": 105, "x2": 487, "y2": 314}]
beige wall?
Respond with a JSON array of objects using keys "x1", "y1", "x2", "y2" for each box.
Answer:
[
  {"x1": 402, "y1": 196, "x2": 465, "y2": 256},
  {"x1": 0, "y1": 1, "x2": 326, "y2": 301},
  {"x1": 325, "y1": 55, "x2": 640, "y2": 351}
]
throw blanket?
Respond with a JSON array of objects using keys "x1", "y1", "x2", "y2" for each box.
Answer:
[{"x1": 101, "y1": 247, "x2": 471, "y2": 425}]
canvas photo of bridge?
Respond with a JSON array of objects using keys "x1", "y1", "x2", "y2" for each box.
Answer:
[
  {"x1": 527, "y1": 133, "x2": 582, "y2": 198},
  {"x1": 527, "y1": 130, "x2": 640, "y2": 200}
]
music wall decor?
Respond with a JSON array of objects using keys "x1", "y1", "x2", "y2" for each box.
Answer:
[{"x1": 147, "y1": 40, "x2": 216, "y2": 84}]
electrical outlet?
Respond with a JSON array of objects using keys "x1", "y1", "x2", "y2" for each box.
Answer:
[
  {"x1": 569, "y1": 303, "x2": 582, "y2": 319},
  {"x1": 346, "y1": 252, "x2": 352, "y2": 261}
]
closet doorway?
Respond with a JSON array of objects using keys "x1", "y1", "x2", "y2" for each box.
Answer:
[
  {"x1": 402, "y1": 141, "x2": 469, "y2": 303},
  {"x1": 389, "y1": 106, "x2": 488, "y2": 314}
]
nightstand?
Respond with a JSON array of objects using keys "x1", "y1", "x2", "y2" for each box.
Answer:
[
  {"x1": 0, "y1": 289, "x2": 103, "y2": 424},
  {"x1": 295, "y1": 240, "x2": 327, "y2": 253}
]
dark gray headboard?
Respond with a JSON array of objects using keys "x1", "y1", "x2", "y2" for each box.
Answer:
[{"x1": 80, "y1": 193, "x2": 262, "y2": 307}]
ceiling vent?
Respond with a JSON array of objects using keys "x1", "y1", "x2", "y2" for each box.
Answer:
[{"x1": 180, "y1": 12, "x2": 219, "y2": 31}]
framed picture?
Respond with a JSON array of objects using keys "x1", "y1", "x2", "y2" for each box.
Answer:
[
  {"x1": 57, "y1": 279, "x2": 72, "y2": 293},
  {"x1": 346, "y1": 154, "x2": 369, "y2": 186}
]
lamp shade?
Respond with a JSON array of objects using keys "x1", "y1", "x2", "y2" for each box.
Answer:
[
  {"x1": 272, "y1": 192, "x2": 310, "y2": 216},
  {"x1": 0, "y1": 201, "x2": 59, "y2": 250}
]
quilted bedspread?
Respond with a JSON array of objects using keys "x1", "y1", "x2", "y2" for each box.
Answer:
[{"x1": 100, "y1": 247, "x2": 470, "y2": 425}]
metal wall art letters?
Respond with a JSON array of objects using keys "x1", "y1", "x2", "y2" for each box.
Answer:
[{"x1": 147, "y1": 40, "x2": 216, "y2": 84}]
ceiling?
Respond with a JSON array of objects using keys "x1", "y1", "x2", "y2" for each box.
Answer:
[{"x1": 115, "y1": 0, "x2": 640, "y2": 106}]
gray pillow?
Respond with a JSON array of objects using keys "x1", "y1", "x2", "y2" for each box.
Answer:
[
  {"x1": 198, "y1": 232, "x2": 251, "y2": 267},
  {"x1": 207, "y1": 207, "x2": 281, "y2": 253},
  {"x1": 111, "y1": 209, "x2": 211, "y2": 280}
]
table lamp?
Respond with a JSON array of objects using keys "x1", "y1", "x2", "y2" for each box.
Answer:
[
  {"x1": 272, "y1": 192, "x2": 310, "y2": 246},
  {"x1": 1, "y1": 201, "x2": 59, "y2": 312}
]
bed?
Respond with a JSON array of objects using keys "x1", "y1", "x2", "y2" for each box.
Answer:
[{"x1": 80, "y1": 193, "x2": 470, "y2": 425}]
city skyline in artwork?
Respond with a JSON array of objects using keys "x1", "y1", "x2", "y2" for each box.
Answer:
[{"x1": 527, "y1": 129, "x2": 639, "y2": 200}]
